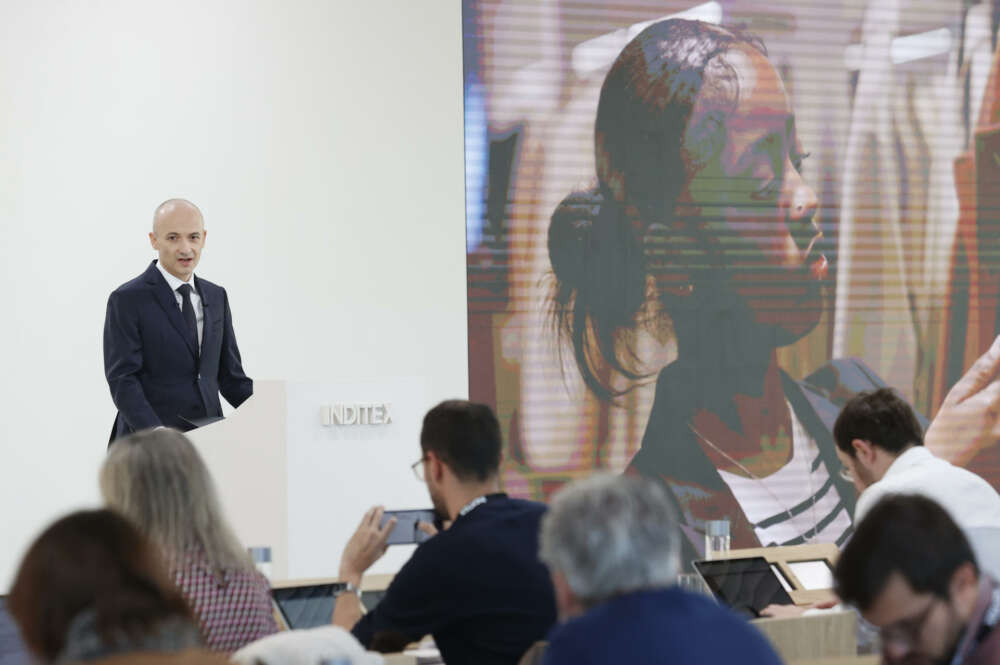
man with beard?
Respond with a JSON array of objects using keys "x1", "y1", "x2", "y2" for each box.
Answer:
[
  {"x1": 834, "y1": 387, "x2": 1000, "y2": 579},
  {"x1": 332, "y1": 400, "x2": 556, "y2": 665},
  {"x1": 835, "y1": 495, "x2": 1000, "y2": 665}
]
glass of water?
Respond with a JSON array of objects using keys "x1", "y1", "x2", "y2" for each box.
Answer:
[{"x1": 704, "y1": 520, "x2": 731, "y2": 560}]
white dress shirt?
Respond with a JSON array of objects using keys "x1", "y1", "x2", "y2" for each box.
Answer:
[
  {"x1": 856, "y1": 446, "x2": 1000, "y2": 579},
  {"x1": 156, "y1": 261, "x2": 204, "y2": 349}
]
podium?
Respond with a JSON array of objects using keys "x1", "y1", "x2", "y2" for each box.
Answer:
[{"x1": 186, "y1": 378, "x2": 435, "y2": 580}]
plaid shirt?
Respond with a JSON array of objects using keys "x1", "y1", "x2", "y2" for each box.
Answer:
[{"x1": 172, "y1": 548, "x2": 278, "y2": 653}]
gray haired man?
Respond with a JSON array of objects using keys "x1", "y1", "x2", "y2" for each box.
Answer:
[{"x1": 537, "y1": 475, "x2": 782, "y2": 665}]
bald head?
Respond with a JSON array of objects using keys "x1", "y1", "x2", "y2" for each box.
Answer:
[
  {"x1": 152, "y1": 199, "x2": 203, "y2": 234},
  {"x1": 149, "y1": 199, "x2": 207, "y2": 282}
]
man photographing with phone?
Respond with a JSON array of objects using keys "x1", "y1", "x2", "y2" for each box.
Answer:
[{"x1": 332, "y1": 400, "x2": 556, "y2": 665}]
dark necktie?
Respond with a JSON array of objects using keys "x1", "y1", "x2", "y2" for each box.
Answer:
[{"x1": 176, "y1": 283, "x2": 199, "y2": 356}]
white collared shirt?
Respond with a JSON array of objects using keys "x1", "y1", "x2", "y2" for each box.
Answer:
[
  {"x1": 856, "y1": 446, "x2": 1000, "y2": 579},
  {"x1": 156, "y1": 261, "x2": 204, "y2": 348}
]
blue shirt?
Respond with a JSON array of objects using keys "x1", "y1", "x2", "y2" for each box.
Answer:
[
  {"x1": 352, "y1": 494, "x2": 556, "y2": 665},
  {"x1": 542, "y1": 587, "x2": 782, "y2": 665}
]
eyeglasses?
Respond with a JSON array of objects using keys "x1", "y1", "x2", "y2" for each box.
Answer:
[
  {"x1": 879, "y1": 598, "x2": 938, "y2": 650},
  {"x1": 411, "y1": 456, "x2": 428, "y2": 482}
]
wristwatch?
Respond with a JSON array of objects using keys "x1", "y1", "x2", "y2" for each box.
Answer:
[{"x1": 334, "y1": 581, "x2": 362, "y2": 600}]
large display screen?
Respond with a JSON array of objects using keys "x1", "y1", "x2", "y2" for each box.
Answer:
[{"x1": 463, "y1": 0, "x2": 1000, "y2": 556}]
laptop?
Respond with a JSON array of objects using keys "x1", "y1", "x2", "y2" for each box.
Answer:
[
  {"x1": 693, "y1": 556, "x2": 795, "y2": 619},
  {"x1": 0, "y1": 596, "x2": 31, "y2": 665},
  {"x1": 271, "y1": 583, "x2": 346, "y2": 630}
]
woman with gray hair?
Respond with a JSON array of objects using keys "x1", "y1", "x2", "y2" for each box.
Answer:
[
  {"x1": 537, "y1": 474, "x2": 782, "y2": 665},
  {"x1": 101, "y1": 428, "x2": 278, "y2": 653}
]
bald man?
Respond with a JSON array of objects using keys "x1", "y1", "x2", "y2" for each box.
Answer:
[{"x1": 103, "y1": 199, "x2": 253, "y2": 442}]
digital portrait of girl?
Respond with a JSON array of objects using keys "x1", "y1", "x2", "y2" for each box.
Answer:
[{"x1": 463, "y1": 2, "x2": 1000, "y2": 562}]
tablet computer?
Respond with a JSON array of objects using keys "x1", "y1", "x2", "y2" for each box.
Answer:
[
  {"x1": 786, "y1": 559, "x2": 834, "y2": 590},
  {"x1": 272, "y1": 583, "x2": 345, "y2": 630},
  {"x1": 693, "y1": 556, "x2": 795, "y2": 619}
]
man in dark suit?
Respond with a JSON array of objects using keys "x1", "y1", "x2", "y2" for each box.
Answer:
[{"x1": 104, "y1": 199, "x2": 253, "y2": 442}]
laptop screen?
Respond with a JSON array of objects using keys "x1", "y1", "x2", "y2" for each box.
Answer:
[
  {"x1": 271, "y1": 584, "x2": 345, "y2": 630},
  {"x1": 693, "y1": 557, "x2": 795, "y2": 619},
  {"x1": 0, "y1": 597, "x2": 31, "y2": 665}
]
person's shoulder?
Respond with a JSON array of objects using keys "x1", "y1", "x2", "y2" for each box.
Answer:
[
  {"x1": 931, "y1": 459, "x2": 1000, "y2": 505},
  {"x1": 109, "y1": 265, "x2": 157, "y2": 299},
  {"x1": 894, "y1": 450, "x2": 991, "y2": 491},
  {"x1": 502, "y1": 496, "x2": 548, "y2": 515},
  {"x1": 484, "y1": 497, "x2": 549, "y2": 530},
  {"x1": 194, "y1": 275, "x2": 226, "y2": 296}
]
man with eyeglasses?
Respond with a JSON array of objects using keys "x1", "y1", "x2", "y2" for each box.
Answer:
[
  {"x1": 330, "y1": 400, "x2": 556, "y2": 665},
  {"x1": 835, "y1": 494, "x2": 1000, "y2": 665},
  {"x1": 833, "y1": 387, "x2": 1000, "y2": 580}
]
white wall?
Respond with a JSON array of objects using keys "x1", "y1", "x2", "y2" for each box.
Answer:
[{"x1": 0, "y1": 1, "x2": 467, "y2": 589}]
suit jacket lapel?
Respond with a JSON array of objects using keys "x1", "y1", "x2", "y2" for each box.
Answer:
[{"x1": 144, "y1": 261, "x2": 199, "y2": 360}]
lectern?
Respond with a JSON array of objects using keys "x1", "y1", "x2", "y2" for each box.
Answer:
[{"x1": 187, "y1": 378, "x2": 435, "y2": 580}]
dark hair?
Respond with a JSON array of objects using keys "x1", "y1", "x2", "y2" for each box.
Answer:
[
  {"x1": 832, "y1": 387, "x2": 924, "y2": 456},
  {"x1": 8, "y1": 509, "x2": 195, "y2": 662},
  {"x1": 420, "y1": 400, "x2": 502, "y2": 482},
  {"x1": 834, "y1": 495, "x2": 978, "y2": 611},
  {"x1": 548, "y1": 19, "x2": 765, "y2": 400}
]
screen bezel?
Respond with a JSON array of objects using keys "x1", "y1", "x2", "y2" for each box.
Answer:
[
  {"x1": 692, "y1": 556, "x2": 796, "y2": 617},
  {"x1": 271, "y1": 583, "x2": 346, "y2": 630},
  {"x1": 381, "y1": 509, "x2": 437, "y2": 545}
]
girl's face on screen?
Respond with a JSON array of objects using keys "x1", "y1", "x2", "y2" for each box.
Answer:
[{"x1": 677, "y1": 46, "x2": 825, "y2": 342}]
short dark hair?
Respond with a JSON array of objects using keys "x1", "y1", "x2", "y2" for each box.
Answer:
[
  {"x1": 420, "y1": 400, "x2": 502, "y2": 482},
  {"x1": 834, "y1": 495, "x2": 978, "y2": 611},
  {"x1": 833, "y1": 387, "x2": 924, "y2": 456},
  {"x1": 8, "y1": 509, "x2": 195, "y2": 662}
]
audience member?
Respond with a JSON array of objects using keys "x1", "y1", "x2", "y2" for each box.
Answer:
[
  {"x1": 835, "y1": 494, "x2": 1000, "y2": 665},
  {"x1": 101, "y1": 428, "x2": 278, "y2": 652},
  {"x1": 332, "y1": 400, "x2": 556, "y2": 665},
  {"x1": 537, "y1": 474, "x2": 782, "y2": 665},
  {"x1": 7, "y1": 509, "x2": 205, "y2": 663},
  {"x1": 232, "y1": 625, "x2": 383, "y2": 665},
  {"x1": 835, "y1": 387, "x2": 1000, "y2": 578}
]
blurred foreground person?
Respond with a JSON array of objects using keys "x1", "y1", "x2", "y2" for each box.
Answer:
[
  {"x1": 7, "y1": 509, "x2": 216, "y2": 664},
  {"x1": 101, "y1": 429, "x2": 277, "y2": 652},
  {"x1": 538, "y1": 475, "x2": 782, "y2": 665},
  {"x1": 836, "y1": 495, "x2": 1000, "y2": 665}
]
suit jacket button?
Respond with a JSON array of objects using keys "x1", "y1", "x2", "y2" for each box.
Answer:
[{"x1": 197, "y1": 373, "x2": 201, "y2": 380}]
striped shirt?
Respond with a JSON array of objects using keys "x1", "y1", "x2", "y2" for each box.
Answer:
[{"x1": 718, "y1": 402, "x2": 853, "y2": 547}]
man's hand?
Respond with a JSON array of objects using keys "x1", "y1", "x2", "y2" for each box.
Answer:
[
  {"x1": 339, "y1": 506, "x2": 395, "y2": 584},
  {"x1": 925, "y1": 335, "x2": 1000, "y2": 466},
  {"x1": 416, "y1": 519, "x2": 453, "y2": 539},
  {"x1": 759, "y1": 597, "x2": 839, "y2": 619},
  {"x1": 416, "y1": 521, "x2": 439, "y2": 538},
  {"x1": 759, "y1": 604, "x2": 807, "y2": 619}
]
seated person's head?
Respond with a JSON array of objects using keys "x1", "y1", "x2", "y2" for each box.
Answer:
[
  {"x1": 418, "y1": 400, "x2": 503, "y2": 520},
  {"x1": 833, "y1": 387, "x2": 924, "y2": 492},
  {"x1": 539, "y1": 474, "x2": 680, "y2": 620},
  {"x1": 101, "y1": 428, "x2": 250, "y2": 572},
  {"x1": 834, "y1": 494, "x2": 980, "y2": 664},
  {"x1": 8, "y1": 509, "x2": 199, "y2": 663}
]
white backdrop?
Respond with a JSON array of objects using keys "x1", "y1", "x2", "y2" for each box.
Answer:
[{"x1": 0, "y1": 1, "x2": 467, "y2": 589}]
